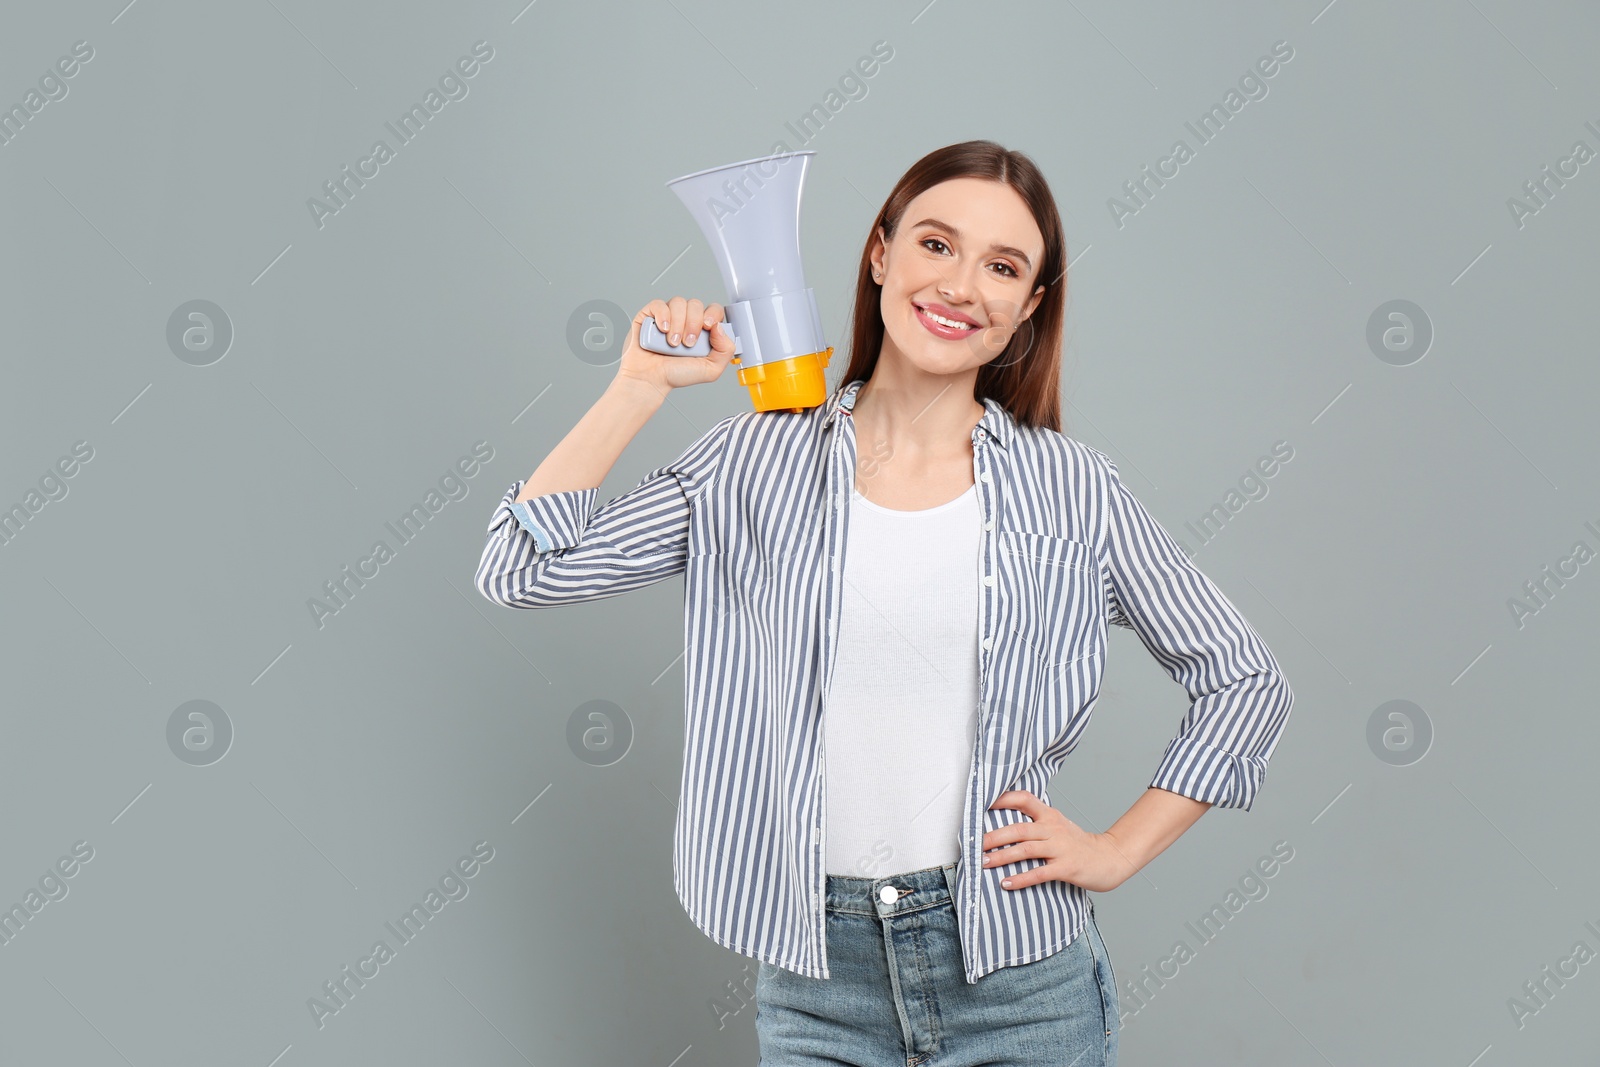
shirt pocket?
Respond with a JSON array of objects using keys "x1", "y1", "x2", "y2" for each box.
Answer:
[{"x1": 1000, "y1": 530, "x2": 1105, "y2": 671}]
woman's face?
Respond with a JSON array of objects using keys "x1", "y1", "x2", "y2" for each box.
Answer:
[{"x1": 870, "y1": 177, "x2": 1047, "y2": 378}]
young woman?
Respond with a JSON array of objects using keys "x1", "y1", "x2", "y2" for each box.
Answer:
[{"x1": 478, "y1": 140, "x2": 1294, "y2": 1067}]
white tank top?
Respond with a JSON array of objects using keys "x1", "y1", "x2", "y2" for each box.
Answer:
[{"x1": 823, "y1": 480, "x2": 982, "y2": 878}]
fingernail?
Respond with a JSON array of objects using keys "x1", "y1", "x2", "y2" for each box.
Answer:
[
  {"x1": 1002, "y1": 879, "x2": 1012, "y2": 887},
  {"x1": 669, "y1": 332, "x2": 679, "y2": 345},
  {"x1": 685, "y1": 332, "x2": 696, "y2": 344}
]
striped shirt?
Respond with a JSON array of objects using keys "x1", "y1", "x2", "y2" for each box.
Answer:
[{"x1": 476, "y1": 376, "x2": 1294, "y2": 984}]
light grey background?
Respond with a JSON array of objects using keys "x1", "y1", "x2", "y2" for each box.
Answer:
[{"x1": 3, "y1": 1, "x2": 1597, "y2": 1064}]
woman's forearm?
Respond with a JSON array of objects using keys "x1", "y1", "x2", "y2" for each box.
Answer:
[
  {"x1": 514, "y1": 374, "x2": 668, "y2": 503},
  {"x1": 1101, "y1": 787, "x2": 1212, "y2": 880}
]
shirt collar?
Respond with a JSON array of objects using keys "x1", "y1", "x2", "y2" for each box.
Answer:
[{"x1": 821, "y1": 378, "x2": 1015, "y2": 450}]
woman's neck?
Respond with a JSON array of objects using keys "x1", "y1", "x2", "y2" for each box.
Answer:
[{"x1": 853, "y1": 374, "x2": 984, "y2": 457}]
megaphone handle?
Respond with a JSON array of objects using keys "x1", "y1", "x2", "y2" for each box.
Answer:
[{"x1": 638, "y1": 318, "x2": 741, "y2": 357}]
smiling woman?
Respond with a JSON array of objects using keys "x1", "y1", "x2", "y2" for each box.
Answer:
[
  {"x1": 846, "y1": 152, "x2": 1065, "y2": 440},
  {"x1": 478, "y1": 139, "x2": 1294, "y2": 1067}
]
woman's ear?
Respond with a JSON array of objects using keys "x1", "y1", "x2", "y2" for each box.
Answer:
[
  {"x1": 872, "y1": 225, "x2": 888, "y2": 269},
  {"x1": 1021, "y1": 283, "x2": 1046, "y2": 322}
]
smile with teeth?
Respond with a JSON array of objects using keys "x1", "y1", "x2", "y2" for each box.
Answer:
[{"x1": 915, "y1": 303, "x2": 979, "y2": 331}]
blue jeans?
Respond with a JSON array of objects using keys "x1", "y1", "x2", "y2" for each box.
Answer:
[{"x1": 755, "y1": 861, "x2": 1120, "y2": 1066}]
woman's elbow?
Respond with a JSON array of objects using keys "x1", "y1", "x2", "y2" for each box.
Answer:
[{"x1": 474, "y1": 565, "x2": 569, "y2": 609}]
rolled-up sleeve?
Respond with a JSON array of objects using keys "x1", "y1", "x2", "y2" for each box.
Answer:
[
  {"x1": 1096, "y1": 451, "x2": 1294, "y2": 811},
  {"x1": 476, "y1": 412, "x2": 739, "y2": 609}
]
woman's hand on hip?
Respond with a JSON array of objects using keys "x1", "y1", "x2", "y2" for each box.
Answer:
[{"x1": 982, "y1": 790, "x2": 1138, "y2": 894}]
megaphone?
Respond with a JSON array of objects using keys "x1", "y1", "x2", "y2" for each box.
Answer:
[{"x1": 637, "y1": 150, "x2": 833, "y2": 413}]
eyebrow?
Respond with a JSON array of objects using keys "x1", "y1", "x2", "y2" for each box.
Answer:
[{"x1": 907, "y1": 217, "x2": 1035, "y2": 273}]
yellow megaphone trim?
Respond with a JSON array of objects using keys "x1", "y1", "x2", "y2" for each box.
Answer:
[{"x1": 733, "y1": 347, "x2": 835, "y2": 413}]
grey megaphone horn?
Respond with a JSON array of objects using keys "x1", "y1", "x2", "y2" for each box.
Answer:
[{"x1": 637, "y1": 150, "x2": 833, "y2": 413}]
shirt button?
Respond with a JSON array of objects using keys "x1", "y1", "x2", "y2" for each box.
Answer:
[
  {"x1": 979, "y1": 472, "x2": 991, "y2": 484},
  {"x1": 983, "y1": 575, "x2": 995, "y2": 587},
  {"x1": 982, "y1": 637, "x2": 993, "y2": 650},
  {"x1": 983, "y1": 520, "x2": 993, "y2": 531},
  {"x1": 879, "y1": 886, "x2": 898, "y2": 904}
]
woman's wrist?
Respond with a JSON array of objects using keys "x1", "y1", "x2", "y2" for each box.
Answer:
[{"x1": 608, "y1": 371, "x2": 672, "y2": 412}]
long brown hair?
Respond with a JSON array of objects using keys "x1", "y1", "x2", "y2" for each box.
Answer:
[{"x1": 835, "y1": 140, "x2": 1069, "y2": 433}]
